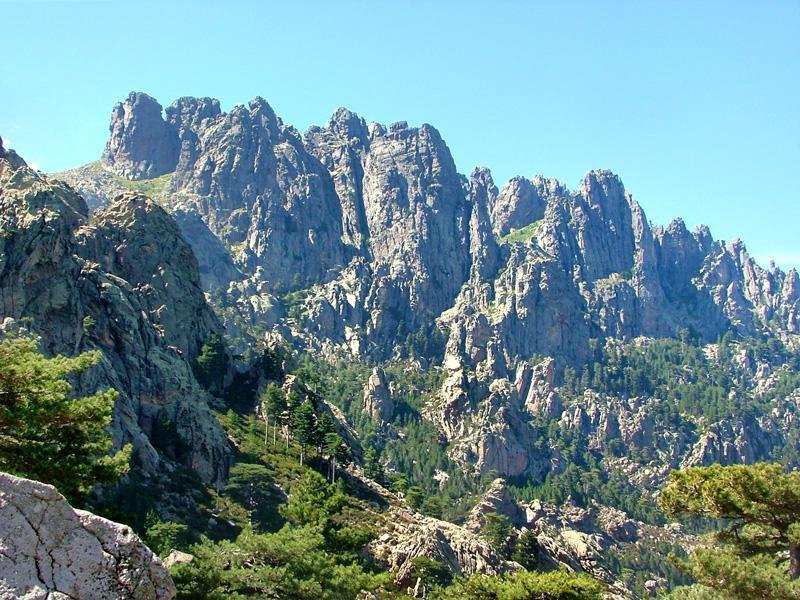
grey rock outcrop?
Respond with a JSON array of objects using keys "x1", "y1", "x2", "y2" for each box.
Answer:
[
  {"x1": 517, "y1": 357, "x2": 563, "y2": 418},
  {"x1": 490, "y1": 175, "x2": 553, "y2": 237},
  {"x1": 0, "y1": 472, "x2": 175, "y2": 600},
  {"x1": 0, "y1": 150, "x2": 229, "y2": 485},
  {"x1": 368, "y1": 506, "x2": 516, "y2": 588},
  {"x1": 75, "y1": 193, "x2": 221, "y2": 362},
  {"x1": 465, "y1": 478, "x2": 526, "y2": 531},
  {"x1": 362, "y1": 367, "x2": 395, "y2": 425},
  {"x1": 48, "y1": 92, "x2": 800, "y2": 488},
  {"x1": 166, "y1": 97, "x2": 348, "y2": 290},
  {"x1": 446, "y1": 379, "x2": 543, "y2": 478},
  {"x1": 516, "y1": 495, "x2": 693, "y2": 597},
  {"x1": 103, "y1": 92, "x2": 179, "y2": 180},
  {"x1": 65, "y1": 92, "x2": 800, "y2": 367}
]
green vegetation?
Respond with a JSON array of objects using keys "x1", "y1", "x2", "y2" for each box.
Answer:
[
  {"x1": 480, "y1": 512, "x2": 512, "y2": 557},
  {"x1": 143, "y1": 510, "x2": 193, "y2": 557},
  {"x1": 167, "y1": 400, "x2": 394, "y2": 599},
  {"x1": 608, "y1": 539, "x2": 691, "y2": 596},
  {"x1": 430, "y1": 568, "x2": 605, "y2": 600},
  {"x1": 411, "y1": 556, "x2": 454, "y2": 589},
  {"x1": 0, "y1": 335, "x2": 131, "y2": 501},
  {"x1": 511, "y1": 530, "x2": 540, "y2": 570},
  {"x1": 510, "y1": 436, "x2": 662, "y2": 523},
  {"x1": 560, "y1": 333, "x2": 800, "y2": 424},
  {"x1": 13, "y1": 307, "x2": 800, "y2": 597},
  {"x1": 112, "y1": 168, "x2": 173, "y2": 198},
  {"x1": 289, "y1": 352, "x2": 481, "y2": 519},
  {"x1": 195, "y1": 334, "x2": 229, "y2": 393},
  {"x1": 660, "y1": 463, "x2": 800, "y2": 599},
  {"x1": 171, "y1": 523, "x2": 391, "y2": 599},
  {"x1": 498, "y1": 220, "x2": 542, "y2": 245}
]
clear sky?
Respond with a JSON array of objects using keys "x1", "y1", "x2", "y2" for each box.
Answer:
[{"x1": 2, "y1": 1, "x2": 798, "y2": 269}]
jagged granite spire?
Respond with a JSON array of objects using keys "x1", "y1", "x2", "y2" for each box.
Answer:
[{"x1": 102, "y1": 92, "x2": 179, "y2": 179}]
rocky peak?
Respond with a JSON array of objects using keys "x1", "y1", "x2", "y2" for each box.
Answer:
[
  {"x1": 304, "y1": 108, "x2": 371, "y2": 249},
  {"x1": 165, "y1": 96, "x2": 222, "y2": 132},
  {"x1": 246, "y1": 96, "x2": 283, "y2": 138},
  {"x1": 465, "y1": 168, "x2": 501, "y2": 294},
  {"x1": 75, "y1": 192, "x2": 222, "y2": 362},
  {"x1": 491, "y1": 175, "x2": 547, "y2": 237},
  {"x1": 158, "y1": 93, "x2": 348, "y2": 288},
  {"x1": 361, "y1": 120, "x2": 470, "y2": 315},
  {"x1": 655, "y1": 218, "x2": 708, "y2": 300},
  {"x1": 574, "y1": 170, "x2": 636, "y2": 280},
  {"x1": 102, "y1": 91, "x2": 179, "y2": 180},
  {"x1": 580, "y1": 169, "x2": 626, "y2": 210},
  {"x1": 326, "y1": 107, "x2": 369, "y2": 146},
  {"x1": 466, "y1": 478, "x2": 526, "y2": 530}
]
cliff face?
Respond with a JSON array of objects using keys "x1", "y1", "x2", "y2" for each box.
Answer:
[
  {"x1": 0, "y1": 143, "x2": 229, "y2": 485},
  {"x1": 49, "y1": 94, "x2": 800, "y2": 481},
  {"x1": 103, "y1": 92, "x2": 180, "y2": 180},
  {"x1": 59, "y1": 92, "x2": 800, "y2": 363}
]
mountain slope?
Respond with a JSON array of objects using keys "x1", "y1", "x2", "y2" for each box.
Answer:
[{"x1": 0, "y1": 137, "x2": 230, "y2": 485}]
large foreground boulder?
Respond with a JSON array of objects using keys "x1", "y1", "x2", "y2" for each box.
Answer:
[{"x1": 0, "y1": 472, "x2": 175, "y2": 600}]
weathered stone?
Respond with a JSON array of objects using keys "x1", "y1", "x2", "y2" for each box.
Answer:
[
  {"x1": 465, "y1": 478, "x2": 526, "y2": 530},
  {"x1": 367, "y1": 506, "x2": 516, "y2": 588},
  {"x1": 0, "y1": 472, "x2": 175, "y2": 600},
  {"x1": 102, "y1": 92, "x2": 179, "y2": 180},
  {"x1": 0, "y1": 152, "x2": 230, "y2": 485},
  {"x1": 362, "y1": 367, "x2": 395, "y2": 425}
]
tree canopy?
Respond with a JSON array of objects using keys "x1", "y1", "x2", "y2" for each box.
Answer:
[
  {"x1": 429, "y1": 568, "x2": 605, "y2": 600},
  {"x1": 0, "y1": 335, "x2": 130, "y2": 501},
  {"x1": 660, "y1": 463, "x2": 800, "y2": 599}
]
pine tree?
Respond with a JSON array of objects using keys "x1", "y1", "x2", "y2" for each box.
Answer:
[
  {"x1": 323, "y1": 432, "x2": 350, "y2": 484},
  {"x1": 317, "y1": 412, "x2": 336, "y2": 454},
  {"x1": 512, "y1": 529, "x2": 540, "y2": 570},
  {"x1": 363, "y1": 446, "x2": 384, "y2": 483},
  {"x1": 282, "y1": 390, "x2": 302, "y2": 450},
  {"x1": 279, "y1": 470, "x2": 345, "y2": 529},
  {"x1": 660, "y1": 463, "x2": 800, "y2": 598},
  {"x1": 480, "y1": 512, "x2": 511, "y2": 557},
  {"x1": 0, "y1": 336, "x2": 131, "y2": 501},
  {"x1": 261, "y1": 384, "x2": 285, "y2": 446},
  {"x1": 195, "y1": 334, "x2": 228, "y2": 392},
  {"x1": 406, "y1": 486, "x2": 424, "y2": 511},
  {"x1": 292, "y1": 401, "x2": 317, "y2": 466}
]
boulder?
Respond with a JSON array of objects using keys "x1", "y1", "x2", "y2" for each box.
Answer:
[{"x1": 0, "y1": 472, "x2": 175, "y2": 600}]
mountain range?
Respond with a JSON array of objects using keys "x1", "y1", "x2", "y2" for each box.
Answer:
[{"x1": 2, "y1": 91, "x2": 799, "y2": 598}]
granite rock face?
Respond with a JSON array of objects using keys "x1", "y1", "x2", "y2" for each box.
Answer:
[
  {"x1": 362, "y1": 367, "x2": 395, "y2": 425},
  {"x1": 50, "y1": 92, "x2": 800, "y2": 482},
  {"x1": 103, "y1": 92, "x2": 179, "y2": 180},
  {"x1": 367, "y1": 506, "x2": 516, "y2": 588},
  {"x1": 66, "y1": 92, "x2": 800, "y2": 363},
  {"x1": 165, "y1": 97, "x2": 348, "y2": 290},
  {"x1": 0, "y1": 471, "x2": 175, "y2": 600},
  {"x1": 465, "y1": 478, "x2": 526, "y2": 531},
  {"x1": 456, "y1": 478, "x2": 695, "y2": 598},
  {"x1": 0, "y1": 150, "x2": 229, "y2": 484}
]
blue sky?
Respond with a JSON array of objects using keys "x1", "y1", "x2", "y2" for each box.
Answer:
[{"x1": 2, "y1": 1, "x2": 798, "y2": 268}]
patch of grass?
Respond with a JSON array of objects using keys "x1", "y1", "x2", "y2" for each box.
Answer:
[
  {"x1": 498, "y1": 219, "x2": 542, "y2": 245},
  {"x1": 112, "y1": 171, "x2": 173, "y2": 198}
]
